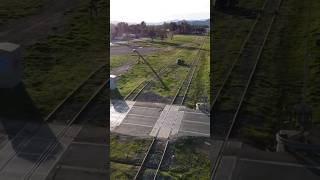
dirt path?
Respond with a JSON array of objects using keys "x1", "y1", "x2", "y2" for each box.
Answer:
[
  {"x1": 111, "y1": 45, "x2": 160, "y2": 56},
  {"x1": 111, "y1": 62, "x2": 135, "y2": 76},
  {"x1": 0, "y1": 0, "x2": 81, "y2": 45}
]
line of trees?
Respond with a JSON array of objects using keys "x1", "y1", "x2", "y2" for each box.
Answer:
[{"x1": 110, "y1": 20, "x2": 208, "y2": 41}]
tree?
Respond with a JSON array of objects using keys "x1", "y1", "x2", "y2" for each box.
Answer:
[
  {"x1": 116, "y1": 22, "x2": 129, "y2": 37},
  {"x1": 148, "y1": 26, "x2": 156, "y2": 42},
  {"x1": 169, "y1": 22, "x2": 178, "y2": 31}
]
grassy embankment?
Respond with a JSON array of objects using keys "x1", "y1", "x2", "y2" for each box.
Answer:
[
  {"x1": 160, "y1": 137, "x2": 210, "y2": 179},
  {"x1": 22, "y1": 0, "x2": 108, "y2": 116},
  {"x1": 110, "y1": 134, "x2": 152, "y2": 162},
  {"x1": 213, "y1": 0, "x2": 265, "y2": 99},
  {"x1": 110, "y1": 162, "x2": 138, "y2": 180},
  {"x1": 112, "y1": 35, "x2": 204, "y2": 98},
  {"x1": 185, "y1": 36, "x2": 210, "y2": 108},
  {"x1": 110, "y1": 134, "x2": 153, "y2": 179},
  {"x1": 238, "y1": 0, "x2": 320, "y2": 150},
  {"x1": 0, "y1": 0, "x2": 48, "y2": 25}
]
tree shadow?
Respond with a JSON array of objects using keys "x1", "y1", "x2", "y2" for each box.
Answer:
[
  {"x1": 110, "y1": 87, "x2": 129, "y2": 113},
  {"x1": 0, "y1": 83, "x2": 62, "y2": 163}
]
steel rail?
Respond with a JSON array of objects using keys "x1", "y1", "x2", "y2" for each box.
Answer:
[
  {"x1": 127, "y1": 36, "x2": 207, "y2": 180},
  {"x1": 210, "y1": 0, "x2": 282, "y2": 179},
  {"x1": 24, "y1": 80, "x2": 109, "y2": 180}
]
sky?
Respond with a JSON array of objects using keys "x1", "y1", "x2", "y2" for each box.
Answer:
[{"x1": 110, "y1": 0, "x2": 210, "y2": 23}]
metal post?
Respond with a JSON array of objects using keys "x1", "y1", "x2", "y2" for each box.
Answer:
[{"x1": 132, "y1": 49, "x2": 167, "y2": 89}]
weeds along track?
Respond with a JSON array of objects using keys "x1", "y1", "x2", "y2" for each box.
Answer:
[
  {"x1": 23, "y1": 81, "x2": 108, "y2": 180},
  {"x1": 132, "y1": 37, "x2": 208, "y2": 180},
  {"x1": 212, "y1": 2, "x2": 266, "y2": 102},
  {"x1": 133, "y1": 138, "x2": 169, "y2": 180},
  {"x1": 127, "y1": 37, "x2": 207, "y2": 104},
  {"x1": 124, "y1": 64, "x2": 175, "y2": 101},
  {"x1": 210, "y1": 0, "x2": 282, "y2": 179},
  {"x1": 172, "y1": 37, "x2": 207, "y2": 105},
  {"x1": 46, "y1": 64, "x2": 107, "y2": 124}
]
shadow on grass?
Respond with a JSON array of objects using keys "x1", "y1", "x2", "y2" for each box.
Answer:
[{"x1": 0, "y1": 83, "x2": 61, "y2": 163}]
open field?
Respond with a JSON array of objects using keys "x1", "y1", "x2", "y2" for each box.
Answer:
[
  {"x1": 213, "y1": 0, "x2": 265, "y2": 98},
  {"x1": 20, "y1": 0, "x2": 108, "y2": 116},
  {"x1": 160, "y1": 137, "x2": 210, "y2": 179},
  {"x1": 0, "y1": 0, "x2": 48, "y2": 25},
  {"x1": 237, "y1": 0, "x2": 320, "y2": 150},
  {"x1": 214, "y1": 0, "x2": 320, "y2": 150},
  {"x1": 110, "y1": 134, "x2": 153, "y2": 163},
  {"x1": 111, "y1": 35, "x2": 209, "y2": 105}
]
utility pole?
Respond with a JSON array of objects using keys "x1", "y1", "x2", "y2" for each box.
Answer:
[{"x1": 132, "y1": 49, "x2": 167, "y2": 89}]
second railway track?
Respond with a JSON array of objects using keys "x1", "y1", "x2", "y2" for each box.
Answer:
[
  {"x1": 0, "y1": 64, "x2": 108, "y2": 179},
  {"x1": 132, "y1": 36, "x2": 208, "y2": 180},
  {"x1": 23, "y1": 80, "x2": 108, "y2": 179},
  {"x1": 123, "y1": 37, "x2": 204, "y2": 102},
  {"x1": 210, "y1": 0, "x2": 283, "y2": 179}
]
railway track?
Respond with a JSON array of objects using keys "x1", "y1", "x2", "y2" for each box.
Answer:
[
  {"x1": 125, "y1": 37, "x2": 206, "y2": 104},
  {"x1": 210, "y1": 0, "x2": 282, "y2": 179},
  {"x1": 124, "y1": 64, "x2": 175, "y2": 101},
  {"x1": 46, "y1": 64, "x2": 108, "y2": 124},
  {"x1": 132, "y1": 36, "x2": 207, "y2": 180},
  {"x1": 172, "y1": 38, "x2": 206, "y2": 105},
  {"x1": 0, "y1": 64, "x2": 108, "y2": 179},
  {"x1": 23, "y1": 81, "x2": 108, "y2": 179}
]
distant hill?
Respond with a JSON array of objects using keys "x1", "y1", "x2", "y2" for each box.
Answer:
[
  {"x1": 111, "y1": 19, "x2": 210, "y2": 27},
  {"x1": 185, "y1": 19, "x2": 210, "y2": 26}
]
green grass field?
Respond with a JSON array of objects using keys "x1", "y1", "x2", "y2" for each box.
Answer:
[
  {"x1": 161, "y1": 137, "x2": 210, "y2": 179},
  {"x1": 110, "y1": 134, "x2": 152, "y2": 162},
  {"x1": 239, "y1": 0, "x2": 320, "y2": 150},
  {"x1": 186, "y1": 36, "x2": 210, "y2": 108},
  {"x1": 0, "y1": 0, "x2": 48, "y2": 25},
  {"x1": 110, "y1": 162, "x2": 138, "y2": 180},
  {"x1": 214, "y1": 0, "x2": 320, "y2": 150},
  {"x1": 22, "y1": 0, "x2": 108, "y2": 116},
  {"x1": 213, "y1": 0, "x2": 265, "y2": 97},
  {"x1": 111, "y1": 35, "x2": 208, "y2": 101}
]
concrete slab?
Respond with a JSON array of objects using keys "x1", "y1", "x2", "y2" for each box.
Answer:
[
  {"x1": 113, "y1": 123, "x2": 153, "y2": 137},
  {"x1": 122, "y1": 114, "x2": 158, "y2": 127},
  {"x1": 73, "y1": 126, "x2": 107, "y2": 144},
  {"x1": 232, "y1": 158, "x2": 320, "y2": 180},
  {"x1": 215, "y1": 156, "x2": 237, "y2": 180},
  {"x1": 0, "y1": 124, "x2": 82, "y2": 179},
  {"x1": 112, "y1": 102, "x2": 164, "y2": 137},
  {"x1": 47, "y1": 166, "x2": 107, "y2": 180},
  {"x1": 178, "y1": 110, "x2": 210, "y2": 137},
  {"x1": 150, "y1": 105, "x2": 184, "y2": 138},
  {"x1": 58, "y1": 143, "x2": 107, "y2": 170},
  {"x1": 112, "y1": 102, "x2": 210, "y2": 138}
]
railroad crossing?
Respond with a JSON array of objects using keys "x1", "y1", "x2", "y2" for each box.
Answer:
[{"x1": 111, "y1": 100, "x2": 210, "y2": 138}]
